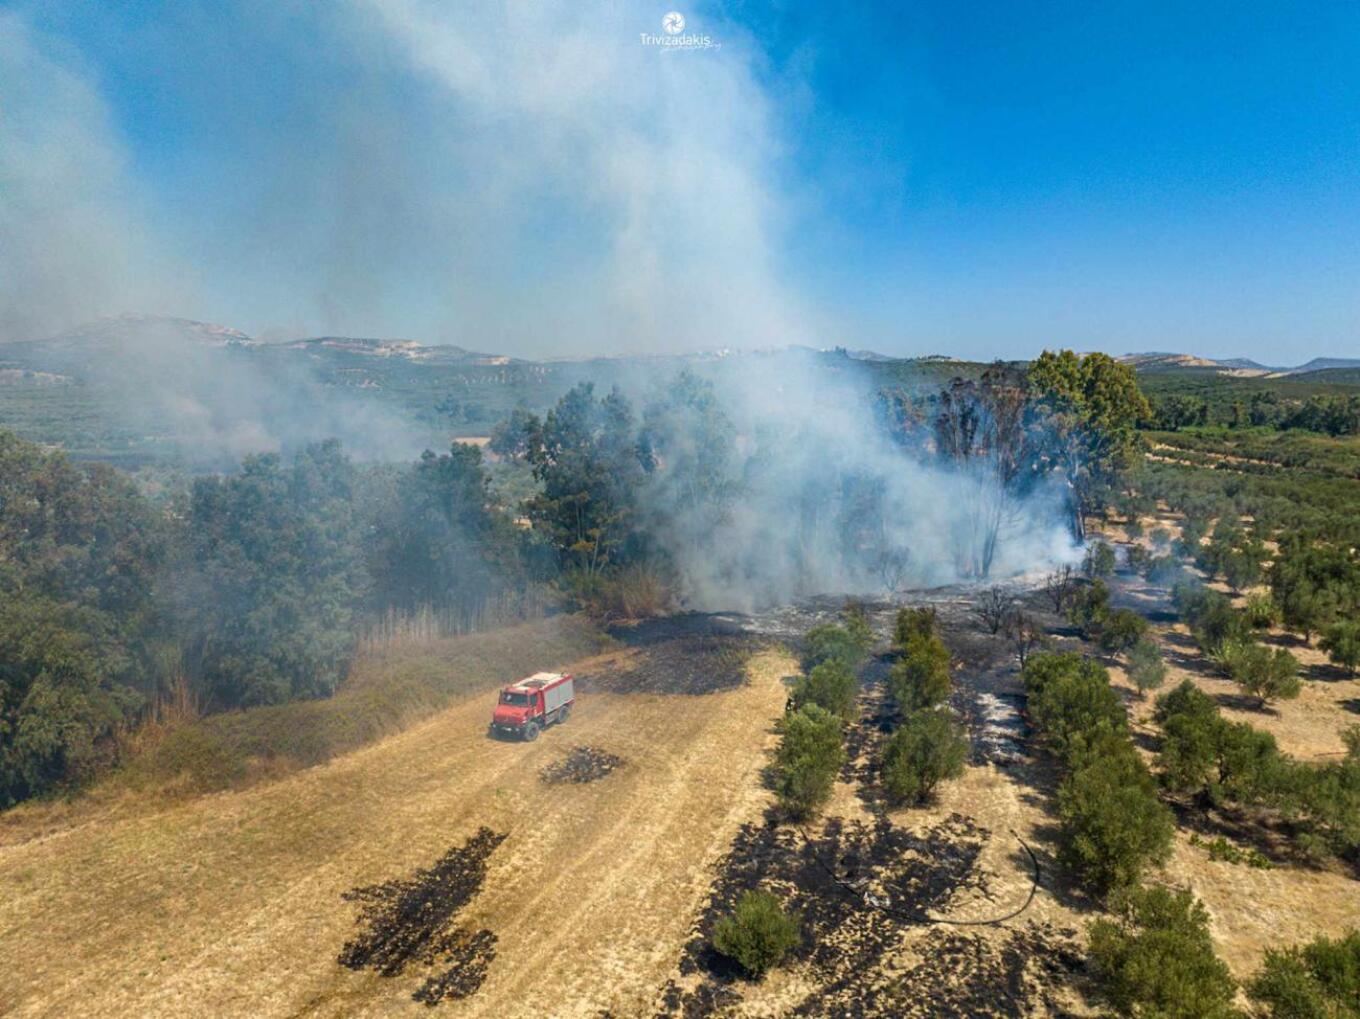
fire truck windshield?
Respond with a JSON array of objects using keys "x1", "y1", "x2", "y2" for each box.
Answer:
[{"x1": 500, "y1": 691, "x2": 531, "y2": 706}]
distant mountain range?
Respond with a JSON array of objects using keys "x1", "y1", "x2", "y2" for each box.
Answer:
[
  {"x1": 6, "y1": 314, "x2": 1357, "y2": 378},
  {"x1": 1116, "y1": 351, "x2": 1360, "y2": 376}
]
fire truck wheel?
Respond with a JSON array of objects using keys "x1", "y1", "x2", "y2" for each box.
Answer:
[
  {"x1": 558, "y1": 705, "x2": 571, "y2": 725},
  {"x1": 523, "y1": 722, "x2": 540, "y2": 742}
]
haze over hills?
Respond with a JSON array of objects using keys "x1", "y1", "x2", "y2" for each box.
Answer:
[{"x1": 1117, "y1": 350, "x2": 1360, "y2": 376}]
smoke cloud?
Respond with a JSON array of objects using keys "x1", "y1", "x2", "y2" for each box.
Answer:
[
  {"x1": 0, "y1": 13, "x2": 183, "y2": 341},
  {"x1": 636, "y1": 356, "x2": 1080, "y2": 611},
  {"x1": 1, "y1": 2, "x2": 805, "y2": 355}
]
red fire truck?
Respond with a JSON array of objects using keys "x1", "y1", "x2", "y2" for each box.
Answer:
[{"x1": 489, "y1": 671, "x2": 575, "y2": 741}]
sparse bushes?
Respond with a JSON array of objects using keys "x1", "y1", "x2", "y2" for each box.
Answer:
[
  {"x1": 1248, "y1": 929, "x2": 1360, "y2": 1019},
  {"x1": 1087, "y1": 885, "x2": 1240, "y2": 1019},
  {"x1": 1127, "y1": 637, "x2": 1167, "y2": 698},
  {"x1": 1005, "y1": 610, "x2": 1047, "y2": 668},
  {"x1": 881, "y1": 709, "x2": 968, "y2": 806},
  {"x1": 712, "y1": 890, "x2": 802, "y2": 979},
  {"x1": 1023, "y1": 652, "x2": 1173, "y2": 894},
  {"x1": 773, "y1": 704, "x2": 846, "y2": 820},
  {"x1": 1154, "y1": 680, "x2": 1360, "y2": 858}
]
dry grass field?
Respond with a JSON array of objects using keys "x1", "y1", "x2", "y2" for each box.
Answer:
[{"x1": 0, "y1": 643, "x2": 792, "y2": 1018}]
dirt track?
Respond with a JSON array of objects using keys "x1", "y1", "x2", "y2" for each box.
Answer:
[{"x1": 0, "y1": 648, "x2": 792, "y2": 1018}]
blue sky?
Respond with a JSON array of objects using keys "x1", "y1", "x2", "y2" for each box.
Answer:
[{"x1": 3, "y1": 1, "x2": 1358, "y2": 360}]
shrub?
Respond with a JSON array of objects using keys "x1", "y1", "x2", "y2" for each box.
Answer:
[
  {"x1": 1243, "y1": 593, "x2": 1279, "y2": 630},
  {"x1": 1320, "y1": 621, "x2": 1360, "y2": 676},
  {"x1": 1100, "y1": 609, "x2": 1149, "y2": 653},
  {"x1": 1249, "y1": 929, "x2": 1360, "y2": 1019},
  {"x1": 1084, "y1": 541, "x2": 1117, "y2": 579},
  {"x1": 1058, "y1": 742, "x2": 1174, "y2": 893},
  {"x1": 1225, "y1": 642, "x2": 1301, "y2": 709},
  {"x1": 791, "y1": 659, "x2": 858, "y2": 722},
  {"x1": 893, "y1": 606, "x2": 938, "y2": 646},
  {"x1": 1068, "y1": 579, "x2": 1112, "y2": 639},
  {"x1": 712, "y1": 890, "x2": 801, "y2": 979},
  {"x1": 1087, "y1": 885, "x2": 1239, "y2": 1019},
  {"x1": 889, "y1": 633, "x2": 953, "y2": 712},
  {"x1": 1127, "y1": 637, "x2": 1167, "y2": 698},
  {"x1": 773, "y1": 704, "x2": 846, "y2": 819},
  {"x1": 880, "y1": 708, "x2": 968, "y2": 805},
  {"x1": 1126, "y1": 543, "x2": 1151, "y2": 575},
  {"x1": 803, "y1": 620, "x2": 873, "y2": 673}
]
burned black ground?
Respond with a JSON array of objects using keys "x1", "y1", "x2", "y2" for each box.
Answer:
[
  {"x1": 581, "y1": 632, "x2": 759, "y2": 696},
  {"x1": 540, "y1": 745, "x2": 625, "y2": 785},
  {"x1": 338, "y1": 826, "x2": 506, "y2": 1005}
]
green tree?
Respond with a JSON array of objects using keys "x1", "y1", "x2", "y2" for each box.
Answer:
[
  {"x1": 1068, "y1": 579, "x2": 1112, "y2": 639},
  {"x1": 893, "y1": 606, "x2": 938, "y2": 646},
  {"x1": 1084, "y1": 541, "x2": 1117, "y2": 579},
  {"x1": 368, "y1": 443, "x2": 514, "y2": 614},
  {"x1": 1226, "y1": 642, "x2": 1301, "y2": 709},
  {"x1": 1058, "y1": 740, "x2": 1175, "y2": 893},
  {"x1": 176, "y1": 441, "x2": 364, "y2": 708},
  {"x1": 773, "y1": 704, "x2": 846, "y2": 819},
  {"x1": 1127, "y1": 637, "x2": 1167, "y2": 699},
  {"x1": 712, "y1": 890, "x2": 801, "y2": 979},
  {"x1": 880, "y1": 708, "x2": 968, "y2": 805},
  {"x1": 0, "y1": 431, "x2": 166, "y2": 805},
  {"x1": 519, "y1": 383, "x2": 650, "y2": 577},
  {"x1": 1100, "y1": 609, "x2": 1149, "y2": 653},
  {"x1": 803, "y1": 618, "x2": 873, "y2": 673},
  {"x1": 1088, "y1": 886, "x2": 1240, "y2": 1019},
  {"x1": 1028, "y1": 350, "x2": 1152, "y2": 541},
  {"x1": 1023, "y1": 652, "x2": 1127, "y2": 765}
]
